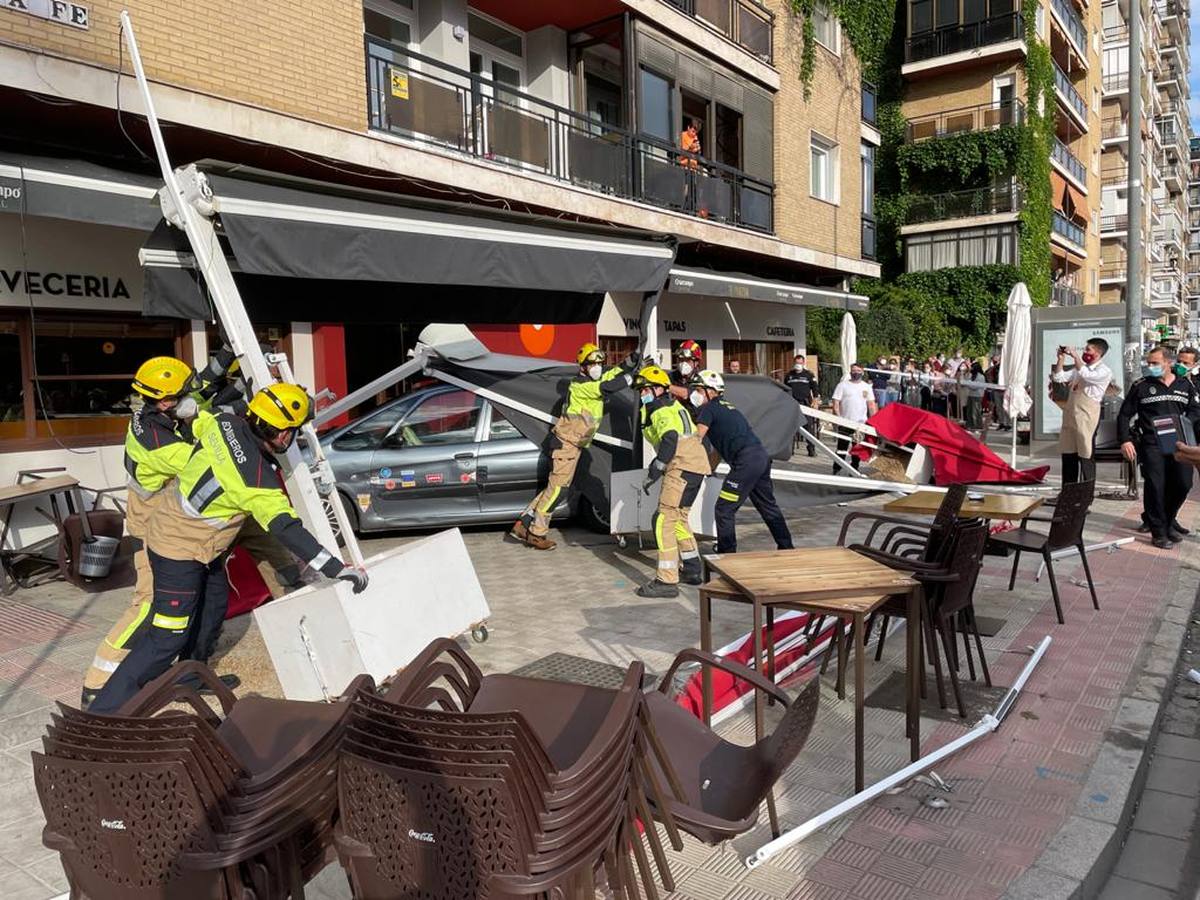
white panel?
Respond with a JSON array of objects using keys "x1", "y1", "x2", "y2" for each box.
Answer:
[{"x1": 609, "y1": 469, "x2": 722, "y2": 537}]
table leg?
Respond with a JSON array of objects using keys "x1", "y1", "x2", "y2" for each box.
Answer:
[
  {"x1": 752, "y1": 597, "x2": 764, "y2": 741},
  {"x1": 70, "y1": 487, "x2": 94, "y2": 541},
  {"x1": 0, "y1": 505, "x2": 15, "y2": 595},
  {"x1": 906, "y1": 587, "x2": 921, "y2": 762},
  {"x1": 766, "y1": 606, "x2": 777, "y2": 705},
  {"x1": 700, "y1": 590, "x2": 713, "y2": 726},
  {"x1": 854, "y1": 612, "x2": 865, "y2": 793}
]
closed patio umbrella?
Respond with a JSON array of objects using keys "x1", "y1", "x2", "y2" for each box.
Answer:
[
  {"x1": 840, "y1": 311, "x2": 857, "y2": 382},
  {"x1": 999, "y1": 282, "x2": 1033, "y2": 466}
]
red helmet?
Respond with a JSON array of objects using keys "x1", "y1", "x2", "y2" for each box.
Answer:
[{"x1": 674, "y1": 339, "x2": 703, "y2": 361}]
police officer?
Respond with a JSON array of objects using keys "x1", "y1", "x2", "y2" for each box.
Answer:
[
  {"x1": 636, "y1": 365, "x2": 711, "y2": 598},
  {"x1": 511, "y1": 343, "x2": 638, "y2": 550},
  {"x1": 1176, "y1": 347, "x2": 1200, "y2": 391},
  {"x1": 90, "y1": 383, "x2": 367, "y2": 713},
  {"x1": 1119, "y1": 345, "x2": 1200, "y2": 549},
  {"x1": 784, "y1": 354, "x2": 820, "y2": 456},
  {"x1": 690, "y1": 370, "x2": 794, "y2": 554}
]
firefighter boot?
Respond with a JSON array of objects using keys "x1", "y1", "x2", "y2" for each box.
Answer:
[
  {"x1": 680, "y1": 557, "x2": 704, "y2": 585},
  {"x1": 636, "y1": 579, "x2": 679, "y2": 599}
]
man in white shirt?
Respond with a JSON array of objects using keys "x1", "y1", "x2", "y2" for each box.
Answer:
[
  {"x1": 831, "y1": 363, "x2": 877, "y2": 473},
  {"x1": 1051, "y1": 337, "x2": 1113, "y2": 483}
]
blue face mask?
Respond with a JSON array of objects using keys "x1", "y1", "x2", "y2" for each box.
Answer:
[
  {"x1": 1145, "y1": 364, "x2": 1164, "y2": 378},
  {"x1": 640, "y1": 391, "x2": 654, "y2": 406}
]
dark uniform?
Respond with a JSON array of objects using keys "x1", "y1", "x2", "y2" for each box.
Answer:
[
  {"x1": 1118, "y1": 375, "x2": 1200, "y2": 541},
  {"x1": 696, "y1": 398, "x2": 794, "y2": 554},
  {"x1": 784, "y1": 367, "x2": 819, "y2": 455}
]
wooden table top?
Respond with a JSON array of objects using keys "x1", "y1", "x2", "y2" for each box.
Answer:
[
  {"x1": 884, "y1": 490, "x2": 1042, "y2": 521},
  {"x1": 0, "y1": 475, "x2": 79, "y2": 505},
  {"x1": 703, "y1": 547, "x2": 918, "y2": 612}
]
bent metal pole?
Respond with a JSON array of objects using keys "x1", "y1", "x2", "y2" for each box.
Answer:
[{"x1": 745, "y1": 635, "x2": 1053, "y2": 870}]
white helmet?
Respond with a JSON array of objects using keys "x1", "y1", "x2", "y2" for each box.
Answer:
[{"x1": 693, "y1": 369, "x2": 725, "y2": 393}]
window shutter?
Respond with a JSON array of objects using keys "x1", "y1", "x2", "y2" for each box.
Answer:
[
  {"x1": 677, "y1": 55, "x2": 713, "y2": 97},
  {"x1": 742, "y1": 87, "x2": 774, "y2": 181},
  {"x1": 712, "y1": 73, "x2": 743, "y2": 112},
  {"x1": 638, "y1": 31, "x2": 677, "y2": 80}
]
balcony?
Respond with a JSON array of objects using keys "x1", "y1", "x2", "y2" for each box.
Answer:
[
  {"x1": 905, "y1": 12, "x2": 1024, "y2": 65},
  {"x1": 862, "y1": 216, "x2": 877, "y2": 260},
  {"x1": 1053, "y1": 62, "x2": 1087, "y2": 125},
  {"x1": 1051, "y1": 283, "x2": 1085, "y2": 305},
  {"x1": 1050, "y1": 0, "x2": 1087, "y2": 59},
  {"x1": 904, "y1": 183, "x2": 1021, "y2": 225},
  {"x1": 1101, "y1": 253, "x2": 1127, "y2": 280},
  {"x1": 1101, "y1": 166, "x2": 1128, "y2": 188},
  {"x1": 905, "y1": 99, "x2": 1025, "y2": 142},
  {"x1": 1103, "y1": 23, "x2": 1129, "y2": 43},
  {"x1": 1189, "y1": 186, "x2": 1200, "y2": 207},
  {"x1": 1101, "y1": 117, "x2": 1129, "y2": 143},
  {"x1": 665, "y1": 0, "x2": 773, "y2": 61},
  {"x1": 1052, "y1": 210, "x2": 1086, "y2": 247},
  {"x1": 365, "y1": 40, "x2": 774, "y2": 234},
  {"x1": 1101, "y1": 214, "x2": 1129, "y2": 233},
  {"x1": 1157, "y1": 62, "x2": 1184, "y2": 95},
  {"x1": 1052, "y1": 137, "x2": 1087, "y2": 186},
  {"x1": 862, "y1": 81, "x2": 877, "y2": 127},
  {"x1": 1103, "y1": 71, "x2": 1130, "y2": 94}
]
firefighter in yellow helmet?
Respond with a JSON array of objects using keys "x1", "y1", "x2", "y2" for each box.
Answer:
[
  {"x1": 89, "y1": 382, "x2": 366, "y2": 713},
  {"x1": 511, "y1": 341, "x2": 640, "y2": 550},
  {"x1": 635, "y1": 364, "x2": 711, "y2": 598}
]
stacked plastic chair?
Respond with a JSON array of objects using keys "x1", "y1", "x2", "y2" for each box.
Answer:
[{"x1": 33, "y1": 661, "x2": 369, "y2": 899}]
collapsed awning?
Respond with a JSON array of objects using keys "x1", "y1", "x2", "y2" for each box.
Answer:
[
  {"x1": 141, "y1": 166, "x2": 677, "y2": 322},
  {"x1": 0, "y1": 152, "x2": 161, "y2": 232},
  {"x1": 667, "y1": 265, "x2": 869, "y2": 311}
]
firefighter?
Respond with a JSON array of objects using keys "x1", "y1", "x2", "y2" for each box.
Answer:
[
  {"x1": 89, "y1": 383, "x2": 367, "y2": 713},
  {"x1": 669, "y1": 339, "x2": 704, "y2": 399},
  {"x1": 689, "y1": 369, "x2": 794, "y2": 554},
  {"x1": 511, "y1": 343, "x2": 639, "y2": 550},
  {"x1": 636, "y1": 364, "x2": 711, "y2": 598}
]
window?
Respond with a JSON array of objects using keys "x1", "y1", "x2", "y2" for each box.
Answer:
[
  {"x1": 861, "y1": 143, "x2": 875, "y2": 216},
  {"x1": 386, "y1": 390, "x2": 481, "y2": 446},
  {"x1": 364, "y1": 0, "x2": 414, "y2": 46},
  {"x1": 332, "y1": 400, "x2": 412, "y2": 451},
  {"x1": 468, "y1": 11, "x2": 523, "y2": 57},
  {"x1": 911, "y1": 0, "x2": 932, "y2": 34},
  {"x1": 935, "y1": 0, "x2": 958, "y2": 28},
  {"x1": 639, "y1": 67, "x2": 673, "y2": 142},
  {"x1": 1035, "y1": 3, "x2": 1045, "y2": 37},
  {"x1": 487, "y1": 406, "x2": 522, "y2": 440},
  {"x1": 905, "y1": 224, "x2": 1019, "y2": 271},
  {"x1": 812, "y1": 4, "x2": 839, "y2": 52},
  {"x1": 0, "y1": 324, "x2": 23, "y2": 437},
  {"x1": 810, "y1": 133, "x2": 838, "y2": 203},
  {"x1": 963, "y1": 0, "x2": 986, "y2": 24}
]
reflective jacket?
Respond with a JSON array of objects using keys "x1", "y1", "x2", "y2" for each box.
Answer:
[
  {"x1": 123, "y1": 406, "x2": 193, "y2": 539},
  {"x1": 641, "y1": 396, "x2": 711, "y2": 476},
  {"x1": 148, "y1": 410, "x2": 343, "y2": 575},
  {"x1": 555, "y1": 361, "x2": 636, "y2": 447}
]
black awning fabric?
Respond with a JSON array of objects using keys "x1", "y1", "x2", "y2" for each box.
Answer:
[
  {"x1": 203, "y1": 172, "x2": 677, "y2": 293},
  {"x1": 668, "y1": 265, "x2": 869, "y2": 311},
  {"x1": 0, "y1": 152, "x2": 162, "y2": 232}
]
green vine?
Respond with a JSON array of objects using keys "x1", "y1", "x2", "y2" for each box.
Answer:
[
  {"x1": 1018, "y1": 0, "x2": 1055, "y2": 307},
  {"x1": 789, "y1": 0, "x2": 899, "y2": 97},
  {"x1": 896, "y1": 127, "x2": 1022, "y2": 187}
]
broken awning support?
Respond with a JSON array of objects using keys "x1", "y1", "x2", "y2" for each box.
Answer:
[{"x1": 745, "y1": 635, "x2": 1053, "y2": 870}]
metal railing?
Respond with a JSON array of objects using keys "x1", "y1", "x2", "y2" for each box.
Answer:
[
  {"x1": 905, "y1": 99, "x2": 1024, "y2": 142},
  {"x1": 1103, "y1": 71, "x2": 1129, "y2": 92},
  {"x1": 365, "y1": 39, "x2": 774, "y2": 233},
  {"x1": 861, "y1": 216, "x2": 877, "y2": 260},
  {"x1": 1054, "y1": 62, "x2": 1087, "y2": 120},
  {"x1": 1051, "y1": 283, "x2": 1085, "y2": 306},
  {"x1": 1050, "y1": 0, "x2": 1087, "y2": 54},
  {"x1": 1101, "y1": 118, "x2": 1129, "y2": 140},
  {"x1": 1157, "y1": 0, "x2": 1187, "y2": 18},
  {"x1": 1100, "y1": 254, "x2": 1127, "y2": 278},
  {"x1": 1052, "y1": 137, "x2": 1087, "y2": 184},
  {"x1": 1158, "y1": 62, "x2": 1182, "y2": 86},
  {"x1": 664, "y1": 0, "x2": 773, "y2": 61},
  {"x1": 904, "y1": 182, "x2": 1021, "y2": 224},
  {"x1": 906, "y1": 12, "x2": 1024, "y2": 63},
  {"x1": 1053, "y1": 210, "x2": 1086, "y2": 246},
  {"x1": 1103, "y1": 23, "x2": 1130, "y2": 42},
  {"x1": 1101, "y1": 168, "x2": 1128, "y2": 186},
  {"x1": 1189, "y1": 187, "x2": 1200, "y2": 206},
  {"x1": 862, "y1": 81, "x2": 876, "y2": 126},
  {"x1": 1101, "y1": 213, "x2": 1129, "y2": 231}
]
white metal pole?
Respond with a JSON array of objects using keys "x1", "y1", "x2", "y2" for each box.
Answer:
[{"x1": 119, "y1": 11, "x2": 337, "y2": 550}]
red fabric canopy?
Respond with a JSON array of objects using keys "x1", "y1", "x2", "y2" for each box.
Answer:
[{"x1": 852, "y1": 403, "x2": 1049, "y2": 485}]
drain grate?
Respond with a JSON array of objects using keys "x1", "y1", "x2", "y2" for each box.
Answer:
[{"x1": 512, "y1": 653, "x2": 656, "y2": 690}]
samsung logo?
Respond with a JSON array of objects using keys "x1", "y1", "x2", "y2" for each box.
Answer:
[
  {"x1": 221, "y1": 419, "x2": 248, "y2": 464},
  {"x1": 408, "y1": 829, "x2": 435, "y2": 844},
  {"x1": 100, "y1": 818, "x2": 126, "y2": 831}
]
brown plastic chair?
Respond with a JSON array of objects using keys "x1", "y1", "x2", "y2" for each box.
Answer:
[{"x1": 990, "y1": 478, "x2": 1098, "y2": 624}]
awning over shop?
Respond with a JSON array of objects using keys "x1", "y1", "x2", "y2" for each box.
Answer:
[
  {"x1": 667, "y1": 265, "x2": 869, "y2": 311},
  {"x1": 141, "y1": 166, "x2": 677, "y2": 322},
  {"x1": 0, "y1": 152, "x2": 161, "y2": 231}
]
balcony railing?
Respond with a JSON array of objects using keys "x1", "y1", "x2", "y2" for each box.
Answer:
[
  {"x1": 1189, "y1": 187, "x2": 1200, "y2": 206},
  {"x1": 862, "y1": 81, "x2": 877, "y2": 126},
  {"x1": 1103, "y1": 72, "x2": 1130, "y2": 92},
  {"x1": 1051, "y1": 283, "x2": 1085, "y2": 306},
  {"x1": 1054, "y1": 62, "x2": 1087, "y2": 120},
  {"x1": 365, "y1": 39, "x2": 774, "y2": 233},
  {"x1": 664, "y1": 0, "x2": 773, "y2": 61},
  {"x1": 1101, "y1": 213, "x2": 1130, "y2": 231},
  {"x1": 861, "y1": 216, "x2": 877, "y2": 260},
  {"x1": 906, "y1": 12, "x2": 1024, "y2": 63},
  {"x1": 1053, "y1": 210, "x2": 1086, "y2": 246},
  {"x1": 1158, "y1": 0, "x2": 1187, "y2": 18},
  {"x1": 1101, "y1": 118, "x2": 1129, "y2": 140},
  {"x1": 1101, "y1": 168, "x2": 1128, "y2": 186},
  {"x1": 1101, "y1": 254, "x2": 1127, "y2": 278},
  {"x1": 1158, "y1": 62, "x2": 1182, "y2": 86},
  {"x1": 1052, "y1": 137, "x2": 1087, "y2": 184},
  {"x1": 1103, "y1": 23, "x2": 1130, "y2": 42},
  {"x1": 905, "y1": 99, "x2": 1025, "y2": 142},
  {"x1": 905, "y1": 183, "x2": 1021, "y2": 224},
  {"x1": 1050, "y1": 0, "x2": 1087, "y2": 53}
]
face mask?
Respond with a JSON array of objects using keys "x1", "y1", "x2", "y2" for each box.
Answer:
[
  {"x1": 1145, "y1": 364, "x2": 1164, "y2": 378},
  {"x1": 850, "y1": 372, "x2": 863, "y2": 381},
  {"x1": 171, "y1": 396, "x2": 198, "y2": 420},
  {"x1": 678, "y1": 362, "x2": 694, "y2": 377},
  {"x1": 689, "y1": 390, "x2": 706, "y2": 407},
  {"x1": 1081, "y1": 351, "x2": 1097, "y2": 365},
  {"x1": 793, "y1": 364, "x2": 803, "y2": 372},
  {"x1": 640, "y1": 391, "x2": 654, "y2": 406},
  {"x1": 586, "y1": 364, "x2": 602, "y2": 380},
  {"x1": 1173, "y1": 363, "x2": 1189, "y2": 377}
]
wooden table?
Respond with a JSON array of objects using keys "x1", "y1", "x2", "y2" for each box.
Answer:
[
  {"x1": 0, "y1": 471, "x2": 89, "y2": 595},
  {"x1": 884, "y1": 490, "x2": 1042, "y2": 521},
  {"x1": 700, "y1": 547, "x2": 921, "y2": 793}
]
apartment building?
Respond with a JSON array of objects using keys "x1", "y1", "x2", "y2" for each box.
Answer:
[
  {"x1": 1098, "y1": 0, "x2": 1192, "y2": 340},
  {"x1": 0, "y1": 0, "x2": 877, "y2": 483},
  {"x1": 1188, "y1": 136, "x2": 1200, "y2": 339},
  {"x1": 898, "y1": 0, "x2": 1103, "y2": 306}
]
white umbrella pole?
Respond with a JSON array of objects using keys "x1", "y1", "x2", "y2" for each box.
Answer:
[{"x1": 1011, "y1": 415, "x2": 1017, "y2": 468}]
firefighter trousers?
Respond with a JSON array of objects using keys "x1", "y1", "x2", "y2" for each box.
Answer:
[
  {"x1": 714, "y1": 445, "x2": 794, "y2": 554},
  {"x1": 88, "y1": 549, "x2": 229, "y2": 714},
  {"x1": 522, "y1": 439, "x2": 582, "y2": 536},
  {"x1": 653, "y1": 470, "x2": 703, "y2": 585}
]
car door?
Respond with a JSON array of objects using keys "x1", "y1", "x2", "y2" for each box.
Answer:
[
  {"x1": 323, "y1": 397, "x2": 415, "y2": 530},
  {"x1": 475, "y1": 402, "x2": 541, "y2": 518},
  {"x1": 368, "y1": 388, "x2": 484, "y2": 526}
]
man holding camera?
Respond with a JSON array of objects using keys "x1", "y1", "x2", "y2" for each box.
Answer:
[{"x1": 1051, "y1": 338, "x2": 1112, "y2": 484}]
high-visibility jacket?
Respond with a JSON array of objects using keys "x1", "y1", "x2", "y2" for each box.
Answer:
[
  {"x1": 123, "y1": 406, "x2": 193, "y2": 539},
  {"x1": 554, "y1": 361, "x2": 635, "y2": 448},
  {"x1": 147, "y1": 410, "x2": 344, "y2": 576},
  {"x1": 641, "y1": 396, "x2": 711, "y2": 476}
]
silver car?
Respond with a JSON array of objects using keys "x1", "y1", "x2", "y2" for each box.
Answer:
[{"x1": 319, "y1": 384, "x2": 607, "y2": 534}]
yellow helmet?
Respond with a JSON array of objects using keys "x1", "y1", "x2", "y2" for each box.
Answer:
[
  {"x1": 634, "y1": 364, "x2": 671, "y2": 388},
  {"x1": 247, "y1": 383, "x2": 312, "y2": 431},
  {"x1": 577, "y1": 342, "x2": 604, "y2": 366},
  {"x1": 132, "y1": 356, "x2": 195, "y2": 400}
]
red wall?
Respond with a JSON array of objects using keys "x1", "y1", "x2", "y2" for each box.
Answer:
[
  {"x1": 312, "y1": 322, "x2": 349, "y2": 428},
  {"x1": 468, "y1": 323, "x2": 597, "y2": 363}
]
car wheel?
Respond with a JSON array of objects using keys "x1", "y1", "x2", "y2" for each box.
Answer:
[
  {"x1": 576, "y1": 494, "x2": 610, "y2": 534},
  {"x1": 324, "y1": 492, "x2": 358, "y2": 547}
]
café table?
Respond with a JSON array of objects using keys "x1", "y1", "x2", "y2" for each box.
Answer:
[
  {"x1": 700, "y1": 547, "x2": 922, "y2": 793},
  {"x1": 0, "y1": 471, "x2": 90, "y2": 595},
  {"x1": 884, "y1": 489, "x2": 1042, "y2": 522}
]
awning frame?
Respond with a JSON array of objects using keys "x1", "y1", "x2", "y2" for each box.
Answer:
[{"x1": 667, "y1": 265, "x2": 869, "y2": 310}]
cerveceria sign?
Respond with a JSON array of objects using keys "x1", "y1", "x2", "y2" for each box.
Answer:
[
  {"x1": 2, "y1": 0, "x2": 89, "y2": 28},
  {"x1": 1, "y1": 268, "x2": 130, "y2": 299}
]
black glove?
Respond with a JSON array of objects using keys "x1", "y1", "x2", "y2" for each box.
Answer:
[
  {"x1": 337, "y1": 567, "x2": 369, "y2": 594},
  {"x1": 641, "y1": 460, "x2": 665, "y2": 495},
  {"x1": 622, "y1": 351, "x2": 641, "y2": 372}
]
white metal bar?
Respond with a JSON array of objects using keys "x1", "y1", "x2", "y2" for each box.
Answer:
[
  {"x1": 797, "y1": 423, "x2": 867, "y2": 479},
  {"x1": 120, "y1": 12, "x2": 337, "y2": 550},
  {"x1": 745, "y1": 635, "x2": 1052, "y2": 869},
  {"x1": 1034, "y1": 537, "x2": 1133, "y2": 581},
  {"x1": 313, "y1": 353, "x2": 429, "y2": 427}
]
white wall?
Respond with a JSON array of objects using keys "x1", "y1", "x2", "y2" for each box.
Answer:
[
  {"x1": 417, "y1": 0, "x2": 469, "y2": 69},
  {"x1": 0, "y1": 446, "x2": 126, "y2": 550},
  {"x1": 526, "y1": 25, "x2": 570, "y2": 108}
]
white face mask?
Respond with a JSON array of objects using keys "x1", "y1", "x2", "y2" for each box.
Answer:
[
  {"x1": 793, "y1": 364, "x2": 803, "y2": 371},
  {"x1": 689, "y1": 390, "x2": 706, "y2": 407},
  {"x1": 678, "y1": 361, "x2": 694, "y2": 377},
  {"x1": 586, "y1": 364, "x2": 602, "y2": 380},
  {"x1": 171, "y1": 396, "x2": 199, "y2": 420}
]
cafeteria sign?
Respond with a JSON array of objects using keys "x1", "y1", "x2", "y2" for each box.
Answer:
[{"x1": 2, "y1": 0, "x2": 90, "y2": 29}]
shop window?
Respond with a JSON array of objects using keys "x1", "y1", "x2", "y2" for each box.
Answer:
[{"x1": 0, "y1": 323, "x2": 23, "y2": 439}]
